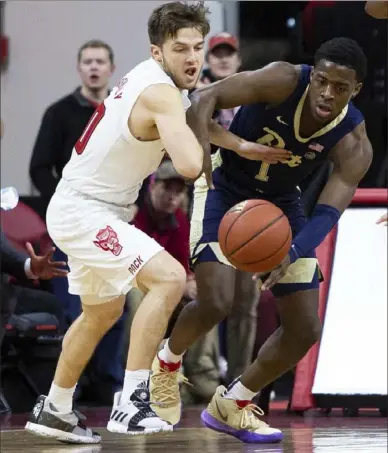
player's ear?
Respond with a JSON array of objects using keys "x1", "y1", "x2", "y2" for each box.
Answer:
[
  {"x1": 352, "y1": 82, "x2": 362, "y2": 98},
  {"x1": 151, "y1": 45, "x2": 163, "y2": 64}
]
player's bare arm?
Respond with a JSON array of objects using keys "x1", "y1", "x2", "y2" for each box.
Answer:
[
  {"x1": 258, "y1": 122, "x2": 373, "y2": 290},
  {"x1": 187, "y1": 62, "x2": 299, "y2": 185},
  {"x1": 319, "y1": 122, "x2": 373, "y2": 212},
  {"x1": 141, "y1": 83, "x2": 203, "y2": 179},
  {"x1": 189, "y1": 115, "x2": 291, "y2": 163}
]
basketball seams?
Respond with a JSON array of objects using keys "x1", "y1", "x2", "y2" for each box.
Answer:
[{"x1": 236, "y1": 227, "x2": 292, "y2": 265}]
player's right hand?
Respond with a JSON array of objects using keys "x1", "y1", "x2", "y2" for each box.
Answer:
[{"x1": 236, "y1": 141, "x2": 292, "y2": 163}]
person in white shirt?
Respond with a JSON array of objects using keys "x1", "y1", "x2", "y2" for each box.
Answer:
[{"x1": 25, "y1": 2, "x2": 210, "y2": 443}]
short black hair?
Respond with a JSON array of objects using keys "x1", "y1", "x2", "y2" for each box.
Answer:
[
  {"x1": 148, "y1": 1, "x2": 210, "y2": 47},
  {"x1": 314, "y1": 37, "x2": 367, "y2": 81}
]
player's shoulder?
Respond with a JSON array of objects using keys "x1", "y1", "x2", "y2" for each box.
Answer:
[
  {"x1": 140, "y1": 83, "x2": 182, "y2": 113},
  {"x1": 333, "y1": 121, "x2": 373, "y2": 166}
]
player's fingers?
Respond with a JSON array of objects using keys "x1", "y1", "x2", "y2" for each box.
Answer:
[
  {"x1": 261, "y1": 270, "x2": 282, "y2": 290},
  {"x1": 52, "y1": 269, "x2": 69, "y2": 277},
  {"x1": 205, "y1": 171, "x2": 214, "y2": 190},
  {"x1": 268, "y1": 148, "x2": 292, "y2": 156},
  {"x1": 49, "y1": 261, "x2": 68, "y2": 268},
  {"x1": 25, "y1": 242, "x2": 37, "y2": 258}
]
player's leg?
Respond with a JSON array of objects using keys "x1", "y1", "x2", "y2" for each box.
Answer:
[
  {"x1": 150, "y1": 169, "x2": 240, "y2": 424},
  {"x1": 240, "y1": 288, "x2": 320, "y2": 392},
  {"x1": 226, "y1": 270, "x2": 259, "y2": 384},
  {"x1": 106, "y1": 251, "x2": 186, "y2": 434},
  {"x1": 25, "y1": 294, "x2": 125, "y2": 444},
  {"x1": 201, "y1": 196, "x2": 319, "y2": 443}
]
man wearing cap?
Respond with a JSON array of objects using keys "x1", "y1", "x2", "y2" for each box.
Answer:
[{"x1": 198, "y1": 33, "x2": 242, "y2": 132}]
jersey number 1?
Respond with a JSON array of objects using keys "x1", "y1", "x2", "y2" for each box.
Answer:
[{"x1": 75, "y1": 103, "x2": 106, "y2": 155}]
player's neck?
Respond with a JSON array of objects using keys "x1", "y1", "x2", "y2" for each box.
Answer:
[{"x1": 80, "y1": 86, "x2": 109, "y2": 104}]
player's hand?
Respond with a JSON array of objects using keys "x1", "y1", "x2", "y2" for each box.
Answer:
[
  {"x1": 202, "y1": 140, "x2": 215, "y2": 189},
  {"x1": 236, "y1": 141, "x2": 292, "y2": 163},
  {"x1": 27, "y1": 242, "x2": 68, "y2": 280},
  {"x1": 253, "y1": 254, "x2": 291, "y2": 290},
  {"x1": 376, "y1": 213, "x2": 388, "y2": 226}
]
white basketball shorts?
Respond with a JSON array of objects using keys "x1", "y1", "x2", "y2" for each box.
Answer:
[{"x1": 46, "y1": 180, "x2": 163, "y2": 302}]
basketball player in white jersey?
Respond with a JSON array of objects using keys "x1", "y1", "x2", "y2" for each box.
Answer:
[{"x1": 22, "y1": 2, "x2": 210, "y2": 443}]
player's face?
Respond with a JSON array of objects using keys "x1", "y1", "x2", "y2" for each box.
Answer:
[
  {"x1": 207, "y1": 45, "x2": 241, "y2": 80},
  {"x1": 151, "y1": 28, "x2": 205, "y2": 90},
  {"x1": 309, "y1": 59, "x2": 362, "y2": 123},
  {"x1": 151, "y1": 180, "x2": 186, "y2": 214},
  {"x1": 77, "y1": 47, "x2": 115, "y2": 92}
]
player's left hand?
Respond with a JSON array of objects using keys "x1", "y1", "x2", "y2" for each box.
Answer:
[
  {"x1": 236, "y1": 141, "x2": 292, "y2": 163},
  {"x1": 253, "y1": 254, "x2": 291, "y2": 290},
  {"x1": 27, "y1": 242, "x2": 68, "y2": 279}
]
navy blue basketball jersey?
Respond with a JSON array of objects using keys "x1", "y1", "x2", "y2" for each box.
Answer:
[{"x1": 217, "y1": 64, "x2": 364, "y2": 195}]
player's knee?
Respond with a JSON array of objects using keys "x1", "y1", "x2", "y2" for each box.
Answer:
[
  {"x1": 198, "y1": 287, "x2": 234, "y2": 325},
  {"x1": 164, "y1": 263, "x2": 187, "y2": 300},
  {"x1": 293, "y1": 316, "x2": 322, "y2": 348},
  {"x1": 82, "y1": 297, "x2": 124, "y2": 330}
]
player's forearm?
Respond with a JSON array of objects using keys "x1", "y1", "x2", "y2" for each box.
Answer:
[
  {"x1": 208, "y1": 120, "x2": 245, "y2": 153},
  {"x1": 289, "y1": 204, "x2": 341, "y2": 263},
  {"x1": 164, "y1": 127, "x2": 204, "y2": 180}
]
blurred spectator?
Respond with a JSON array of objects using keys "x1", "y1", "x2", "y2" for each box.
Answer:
[
  {"x1": 29, "y1": 39, "x2": 115, "y2": 209},
  {"x1": 28, "y1": 40, "x2": 124, "y2": 405},
  {"x1": 127, "y1": 161, "x2": 219, "y2": 402},
  {"x1": 197, "y1": 33, "x2": 241, "y2": 134}
]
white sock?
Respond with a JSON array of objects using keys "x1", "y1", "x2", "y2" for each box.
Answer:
[
  {"x1": 121, "y1": 370, "x2": 151, "y2": 404},
  {"x1": 223, "y1": 379, "x2": 257, "y2": 401},
  {"x1": 48, "y1": 383, "x2": 76, "y2": 414},
  {"x1": 158, "y1": 339, "x2": 184, "y2": 364}
]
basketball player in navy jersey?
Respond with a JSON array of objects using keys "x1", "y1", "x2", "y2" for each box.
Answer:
[{"x1": 149, "y1": 38, "x2": 373, "y2": 443}]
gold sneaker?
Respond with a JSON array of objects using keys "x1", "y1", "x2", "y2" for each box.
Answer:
[
  {"x1": 149, "y1": 355, "x2": 183, "y2": 426},
  {"x1": 201, "y1": 386, "x2": 283, "y2": 443}
]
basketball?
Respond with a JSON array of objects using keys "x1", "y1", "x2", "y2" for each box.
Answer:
[{"x1": 218, "y1": 200, "x2": 292, "y2": 273}]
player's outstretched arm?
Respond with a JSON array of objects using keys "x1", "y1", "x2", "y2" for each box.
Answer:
[
  {"x1": 143, "y1": 84, "x2": 203, "y2": 180},
  {"x1": 206, "y1": 119, "x2": 291, "y2": 163},
  {"x1": 289, "y1": 123, "x2": 372, "y2": 262}
]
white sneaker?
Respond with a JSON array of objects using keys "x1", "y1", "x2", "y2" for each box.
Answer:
[{"x1": 107, "y1": 383, "x2": 173, "y2": 436}]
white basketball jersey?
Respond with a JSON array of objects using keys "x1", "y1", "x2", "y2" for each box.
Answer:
[{"x1": 61, "y1": 58, "x2": 191, "y2": 206}]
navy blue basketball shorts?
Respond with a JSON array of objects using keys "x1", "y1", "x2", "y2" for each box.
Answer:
[{"x1": 190, "y1": 168, "x2": 320, "y2": 298}]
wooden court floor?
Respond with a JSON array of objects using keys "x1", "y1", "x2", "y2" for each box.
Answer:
[{"x1": 1, "y1": 406, "x2": 387, "y2": 452}]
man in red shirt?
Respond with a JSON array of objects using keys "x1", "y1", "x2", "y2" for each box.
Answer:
[{"x1": 133, "y1": 161, "x2": 192, "y2": 282}]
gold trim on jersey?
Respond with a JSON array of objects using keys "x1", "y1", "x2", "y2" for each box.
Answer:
[{"x1": 294, "y1": 85, "x2": 348, "y2": 143}]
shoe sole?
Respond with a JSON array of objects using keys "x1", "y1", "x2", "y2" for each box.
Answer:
[
  {"x1": 151, "y1": 403, "x2": 182, "y2": 426},
  {"x1": 107, "y1": 420, "x2": 173, "y2": 435},
  {"x1": 201, "y1": 410, "x2": 283, "y2": 444},
  {"x1": 25, "y1": 422, "x2": 101, "y2": 444}
]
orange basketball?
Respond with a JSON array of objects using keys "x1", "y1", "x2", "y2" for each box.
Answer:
[{"x1": 218, "y1": 200, "x2": 292, "y2": 273}]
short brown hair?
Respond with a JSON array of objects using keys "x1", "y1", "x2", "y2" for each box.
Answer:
[
  {"x1": 148, "y1": 1, "x2": 210, "y2": 47},
  {"x1": 77, "y1": 40, "x2": 115, "y2": 64}
]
